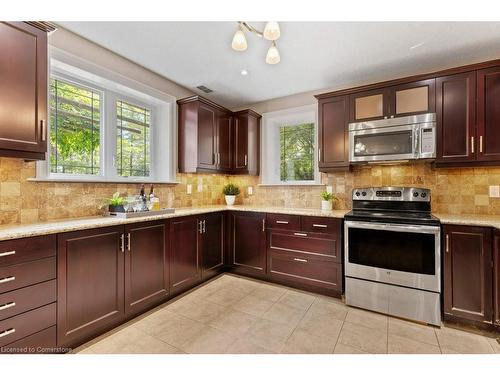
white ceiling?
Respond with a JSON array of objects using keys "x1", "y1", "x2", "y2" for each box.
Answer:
[{"x1": 58, "y1": 22, "x2": 500, "y2": 109}]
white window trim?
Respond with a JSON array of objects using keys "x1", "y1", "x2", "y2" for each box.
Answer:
[
  {"x1": 33, "y1": 47, "x2": 177, "y2": 184},
  {"x1": 260, "y1": 104, "x2": 322, "y2": 186}
]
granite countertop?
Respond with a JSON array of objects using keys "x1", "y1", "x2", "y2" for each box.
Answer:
[
  {"x1": 0, "y1": 205, "x2": 349, "y2": 242},
  {"x1": 0, "y1": 206, "x2": 497, "y2": 242}
]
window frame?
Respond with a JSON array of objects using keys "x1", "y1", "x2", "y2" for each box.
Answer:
[
  {"x1": 260, "y1": 104, "x2": 322, "y2": 186},
  {"x1": 35, "y1": 48, "x2": 177, "y2": 184}
]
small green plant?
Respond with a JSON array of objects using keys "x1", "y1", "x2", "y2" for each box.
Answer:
[
  {"x1": 105, "y1": 192, "x2": 125, "y2": 207},
  {"x1": 223, "y1": 183, "x2": 240, "y2": 196},
  {"x1": 321, "y1": 191, "x2": 337, "y2": 201}
]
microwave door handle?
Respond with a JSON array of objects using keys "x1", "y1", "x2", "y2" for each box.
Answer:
[{"x1": 414, "y1": 127, "x2": 419, "y2": 158}]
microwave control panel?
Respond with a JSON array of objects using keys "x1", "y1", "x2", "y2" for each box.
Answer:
[{"x1": 420, "y1": 127, "x2": 435, "y2": 155}]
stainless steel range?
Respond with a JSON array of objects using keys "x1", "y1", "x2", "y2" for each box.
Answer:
[{"x1": 344, "y1": 187, "x2": 441, "y2": 326}]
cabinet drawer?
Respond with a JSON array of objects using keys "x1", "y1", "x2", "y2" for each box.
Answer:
[
  {"x1": 268, "y1": 249, "x2": 342, "y2": 291},
  {"x1": 268, "y1": 230, "x2": 340, "y2": 260},
  {"x1": 0, "y1": 235, "x2": 56, "y2": 267},
  {"x1": 301, "y1": 216, "x2": 341, "y2": 235},
  {"x1": 2, "y1": 326, "x2": 57, "y2": 354},
  {"x1": 0, "y1": 280, "x2": 56, "y2": 321},
  {"x1": 266, "y1": 214, "x2": 301, "y2": 231},
  {"x1": 0, "y1": 257, "x2": 56, "y2": 294},
  {"x1": 0, "y1": 303, "x2": 56, "y2": 347}
]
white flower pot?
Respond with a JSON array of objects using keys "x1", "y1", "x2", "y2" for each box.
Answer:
[
  {"x1": 225, "y1": 195, "x2": 236, "y2": 206},
  {"x1": 321, "y1": 200, "x2": 332, "y2": 211}
]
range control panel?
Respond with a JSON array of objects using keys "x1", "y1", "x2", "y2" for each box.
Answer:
[{"x1": 352, "y1": 187, "x2": 431, "y2": 202}]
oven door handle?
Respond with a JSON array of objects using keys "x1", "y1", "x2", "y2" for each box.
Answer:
[{"x1": 345, "y1": 221, "x2": 440, "y2": 234}]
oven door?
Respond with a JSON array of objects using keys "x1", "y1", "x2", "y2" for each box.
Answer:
[
  {"x1": 344, "y1": 221, "x2": 440, "y2": 292},
  {"x1": 349, "y1": 124, "x2": 418, "y2": 162}
]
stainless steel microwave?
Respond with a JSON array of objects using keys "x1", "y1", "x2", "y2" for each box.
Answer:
[{"x1": 348, "y1": 113, "x2": 436, "y2": 163}]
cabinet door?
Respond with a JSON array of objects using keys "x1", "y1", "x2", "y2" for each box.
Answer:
[
  {"x1": 233, "y1": 114, "x2": 249, "y2": 172},
  {"x1": 170, "y1": 216, "x2": 201, "y2": 294},
  {"x1": 230, "y1": 211, "x2": 266, "y2": 276},
  {"x1": 494, "y1": 230, "x2": 500, "y2": 326},
  {"x1": 57, "y1": 226, "x2": 125, "y2": 347},
  {"x1": 436, "y1": 72, "x2": 476, "y2": 165},
  {"x1": 197, "y1": 103, "x2": 217, "y2": 170},
  {"x1": 318, "y1": 96, "x2": 350, "y2": 170},
  {"x1": 349, "y1": 88, "x2": 390, "y2": 122},
  {"x1": 201, "y1": 213, "x2": 224, "y2": 280},
  {"x1": 391, "y1": 78, "x2": 435, "y2": 117},
  {"x1": 0, "y1": 22, "x2": 47, "y2": 156},
  {"x1": 125, "y1": 221, "x2": 168, "y2": 316},
  {"x1": 443, "y1": 225, "x2": 492, "y2": 323},
  {"x1": 217, "y1": 111, "x2": 232, "y2": 171},
  {"x1": 477, "y1": 66, "x2": 500, "y2": 162}
]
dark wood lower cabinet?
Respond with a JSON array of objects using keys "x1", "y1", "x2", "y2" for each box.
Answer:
[
  {"x1": 125, "y1": 221, "x2": 169, "y2": 316},
  {"x1": 201, "y1": 213, "x2": 224, "y2": 280},
  {"x1": 443, "y1": 225, "x2": 493, "y2": 325},
  {"x1": 57, "y1": 226, "x2": 125, "y2": 348},
  {"x1": 494, "y1": 229, "x2": 500, "y2": 326},
  {"x1": 229, "y1": 211, "x2": 267, "y2": 277},
  {"x1": 170, "y1": 216, "x2": 201, "y2": 294}
]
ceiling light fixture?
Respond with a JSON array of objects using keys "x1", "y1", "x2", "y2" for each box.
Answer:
[
  {"x1": 240, "y1": 69, "x2": 249, "y2": 76},
  {"x1": 231, "y1": 21, "x2": 281, "y2": 64}
]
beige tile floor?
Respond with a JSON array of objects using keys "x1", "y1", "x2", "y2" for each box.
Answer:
[{"x1": 73, "y1": 274, "x2": 500, "y2": 354}]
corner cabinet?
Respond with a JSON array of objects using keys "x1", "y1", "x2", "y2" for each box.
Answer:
[
  {"x1": 443, "y1": 225, "x2": 493, "y2": 325},
  {"x1": 318, "y1": 95, "x2": 350, "y2": 171},
  {"x1": 0, "y1": 22, "x2": 48, "y2": 160},
  {"x1": 178, "y1": 96, "x2": 261, "y2": 175}
]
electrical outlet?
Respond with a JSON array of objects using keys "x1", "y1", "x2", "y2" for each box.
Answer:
[
  {"x1": 187, "y1": 184, "x2": 192, "y2": 194},
  {"x1": 489, "y1": 185, "x2": 500, "y2": 198},
  {"x1": 248, "y1": 186, "x2": 253, "y2": 195},
  {"x1": 326, "y1": 186, "x2": 333, "y2": 194},
  {"x1": 197, "y1": 184, "x2": 203, "y2": 193}
]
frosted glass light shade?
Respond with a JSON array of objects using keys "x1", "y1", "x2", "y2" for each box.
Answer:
[
  {"x1": 266, "y1": 42, "x2": 280, "y2": 64},
  {"x1": 231, "y1": 28, "x2": 247, "y2": 51},
  {"x1": 263, "y1": 22, "x2": 280, "y2": 41}
]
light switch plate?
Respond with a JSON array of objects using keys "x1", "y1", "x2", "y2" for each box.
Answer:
[
  {"x1": 197, "y1": 184, "x2": 203, "y2": 193},
  {"x1": 489, "y1": 185, "x2": 500, "y2": 198},
  {"x1": 187, "y1": 184, "x2": 192, "y2": 194},
  {"x1": 247, "y1": 186, "x2": 253, "y2": 195},
  {"x1": 326, "y1": 186, "x2": 333, "y2": 194}
]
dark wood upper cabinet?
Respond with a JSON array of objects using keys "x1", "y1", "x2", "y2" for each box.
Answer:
[
  {"x1": 233, "y1": 110, "x2": 261, "y2": 175},
  {"x1": 178, "y1": 96, "x2": 260, "y2": 175},
  {"x1": 124, "y1": 221, "x2": 169, "y2": 316},
  {"x1": 0, "y1": 22, "x2": 48, "y2": 160},
  {"x1": 435, "y1": 72, "x2": 476, "y2": 165},
  {"x1": 494, "y1": 229, "x2": 500, "y2": 326},
  {"x1": 318, "y1": 95, "x2": 350, "y2": 171},
  {"x1": 443, "y1": 225, "x2": 493, "y2": 324},
  {"x1": 349, "y1": 88, "x2": 390, "y2": 122},
  {"x1": 477, "y1": 66, "x2": 500, "y2": 162},
  {"x1": 229, "y1": 211, "x2": 267, "y2": 277},
  {"x1": 200, "y1": 212, "x2": 225, "y2": 280},
  {"x1": 57, "y1": 226, "x2": 125, "y2": 347},
  {"x1": 169, "y1": 215, "x2": 201, "y2": 294},
  {"x1": 390, "y1": 78, "x2": 435, "y2": 117}
]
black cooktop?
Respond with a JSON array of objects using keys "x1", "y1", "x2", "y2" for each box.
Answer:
[{"x1": 344, "y1": 209, "x2": 441, "y2": 226}]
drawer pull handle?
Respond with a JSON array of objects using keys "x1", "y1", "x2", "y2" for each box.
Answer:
[
  {"x1": 0, "y1": 276, "x2": 15, "y2": 284},
  {"x1": 0, "y1": 302, "x2": 15, "y2": 311},
  {"x1": 312, "y1": 224, "x2": 328, "y2": 228},
  {"x1": 0, "y1": 328, "x2": 15, "y2": 338},
  {"x1": 294, "y1": 232, "x2": 308, "y2": 237},
  {"x1": 293, "y1": 258, "x2": 308, "y2": 263},
  {"x1": 0, "y1": 251, "x2": 15, "y2": 257},
  {"x1": 276, "y1": 221, "x2": 289, "y2": 224}
]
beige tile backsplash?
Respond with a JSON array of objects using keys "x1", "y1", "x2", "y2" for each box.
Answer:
[{"x1": 0, "y1": 157, "x2": 499, "y2": 225}]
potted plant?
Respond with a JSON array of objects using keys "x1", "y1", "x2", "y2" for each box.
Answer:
[
  {"x1": 104, "y1": 192, "x2": 125, "y2": 213},
  {"x1": 223, "y1": 183, "x2": 240, "y2": 206},
  {"x1": 320, "y1": 191, "x2": 337, "y2": 211}
]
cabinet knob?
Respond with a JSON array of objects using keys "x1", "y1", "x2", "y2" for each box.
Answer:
[
  {"x1": 471, "y1": 136, "x2": 475, "y2": 154},
  {"x1": 127, "y1": 233, "x2": 131, "y2": 251},
  {"x1": 0, "y1": 250, "x2": 15, "y2": 257},
  {"x1": 41, "y1": 119, "x2": 46, "y2": 142},
  {"x1": 0, "y1": 302, "x2": 16, "y2": 311},
  {"x1": 0, "y1": 328, "x2": 15, "y2": 338},
  {"x1": 445, "y1": 234, "x2": 450, "y2": 253},
  {"x1": 0, "y1": 276, "x2": 15, "y2": 284}
]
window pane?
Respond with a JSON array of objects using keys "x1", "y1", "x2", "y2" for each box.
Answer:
[
  {"x1": 116, "y1": 100, "x2": 151, "y2": 177},
  {"x1": 280, "y1": 123, "x2": 314, "y2": 181},
  {"x1": 49, "y1": 78, "x2": 101, "y2": 174}
]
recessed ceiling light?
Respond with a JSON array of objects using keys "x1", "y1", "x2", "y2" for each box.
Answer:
[{"x1": 240, "y1": 69, "x2": 249, "y2": 76}]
